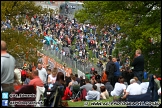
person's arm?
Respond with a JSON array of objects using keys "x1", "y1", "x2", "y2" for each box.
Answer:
[
  {"x1": 96, "y1": 92, "x2": 101, "y2": 100},
  {"x1": 80, "y1": 85, "x2": 85, "y2": 90},
  {"x1": 158, "y1": 88, "x2": 161, "y2": 95},
  {"x1": 121, "y1": 92, "x2": 129, "y2": 99},
  {"x1": 49, "y1": 83, "x2": 57, "y2": 92},
  {"x1": 44, "y1": 69, "x2": 48, "y2": 79},
  {"x1": 48, "y1": 76, "x2": 51, "y2": 84},
  {"x1": 105, "y1": 63, "x2": 109, "y2": 75},
  {"x1": 100, "y1": 93, "x2": 106, "y2": 99},
  {"x1": 121, "y1": 85, "x2": 130, "y2": 99},
  {"x1": 131, "y1": 57, "x2": 138, "y2": 67},
  {"x1": 1, "y1": 60, "x2": 3, "y2": 74},
  {"x1": 157, "y1": 80, "x2": 161, "y2": 90},
  {"x1": 123, "y1": 89, "x2": 126, "y2": 95},
  {"x1": 28, "y1": 79, "x2": 34, "y2": 85},
  {"x1": 68, "y1": 82, "x2": 72, "y2": 88}
]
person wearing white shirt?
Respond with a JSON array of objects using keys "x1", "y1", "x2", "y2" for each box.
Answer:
[
  {"x1": 140, "y1": 80, "x2": 149, "y2": 94},
  {"x1": 121, "y1": 79, "x2": 142, "y2": 99},
  {"x1": 48, "y1": 68, "x2": 58, "y2": 85},
  {"x1": 79, "y1": 50, "x2": 82, "y2": 58},
  {"x1": 14, "y1": 67, "x2": 22, "y2": 84},
  {"x1": 37, "y1": 63, "x2": 47, "y2": 84},
  {"x1": 111, "y1": 78, "x2": 126, "y2": 96},
  {"x1": 95, "y1": 79, "x2": 104, "y2": 92}
]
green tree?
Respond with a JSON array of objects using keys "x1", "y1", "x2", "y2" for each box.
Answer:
[
  {"x1": 1, "y1": 1, "x2": 48, "y2": 66},
  {"x1": 1, "y1": 1, "x2": 50, "y2": 22},
  {"x1": 1, "y1": 29, "x2": 44, "y2": 65},
  {"x1": 75, "y1": 1, "x2": 161, "y2": 74}
]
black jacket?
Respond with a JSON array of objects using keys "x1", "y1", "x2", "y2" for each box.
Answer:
[
  {"x1": 106, "y1": 61, "x2": 116, "y2": 78},
  {"x1": 131, "y1": 55, "x2": 144, "y2": 71}
]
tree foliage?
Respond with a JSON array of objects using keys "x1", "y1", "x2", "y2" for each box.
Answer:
[
  {"x1": 1, "y1": 1, "x2": 47, "y2": 66},
  {"x1": 1, "y1": 29, "x2": 44, "y2": 65},
  {"x1": 75, "y1": 1, "x2": 161, "y2": 74},
  {"x1": 1, "y1": 1, "x2": 51, "y2": 22}
]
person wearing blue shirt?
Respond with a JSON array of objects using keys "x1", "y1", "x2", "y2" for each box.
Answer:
[{"x1": 112, "y1": 57, "x2": 121, "y2": 85}]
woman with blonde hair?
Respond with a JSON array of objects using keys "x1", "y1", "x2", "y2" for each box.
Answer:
[
  {"x1": 133, "y1": 77, "x2": 141, "y2": 84},
  {"x1": 48, "y1": 67, "x2": 58, "y2": 84}
]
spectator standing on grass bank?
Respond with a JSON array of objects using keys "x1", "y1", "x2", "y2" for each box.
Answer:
[
  {"x1": 1, "y1": 40, "x2": 15, "y2": 94},
  {"x1": 131, "y1": 49, "x2": 144, "y2": 83},
  {"x1": 106, "y1": 56, "x2": 117, "y2": 87},
  {"x1": 112, "y1": 57, "x2": 121, "y2": 84}
]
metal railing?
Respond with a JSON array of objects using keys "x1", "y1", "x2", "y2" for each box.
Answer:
[{"x1": 40, "y1": 47, "x2": 103, "y2": 75}]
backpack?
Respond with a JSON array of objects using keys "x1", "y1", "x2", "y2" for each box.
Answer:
[{"x1": 101, "y1": 71, "x2": 107, "y2": 83}]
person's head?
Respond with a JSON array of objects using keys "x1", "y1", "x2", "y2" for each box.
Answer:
[
  {"x1": 85, "y1": 78, "x2": 90, "y2": 83},
  {"x1": 51, "y1": 67, "x2": 58, "y2": 77},
  {"x1": 119, "y1": 78, "x2": 124, "y2": 83},
  {"x1": 71, "y1": 75, "x2": 76, "y2": 81},
  {"x1": 96, "y1": 79, "x2": 101, "y2": 83},
  {"x1": 118, "y1": 76, "x2": 123, "y2": 82},
  {"x1": 130, "y1": 79, "x2": 136, "y2": 84},
  {"x1": 100, "y1": 86, "x2": 106, "y2": 92},
  {"x1": 47, "y1": 68, "x2": 51, "y2": 75},
  {"x1": 32, "y1": 70, "x2": 39, "y2": 77},
  {"x1": 91, "y1": 67, "x2": 95, "y2": 74},
  {"x1": 80, "y1": 76, "x2": 83, "y2": 80},
  {"x1": 92, "y1": 85, "x2": 97, "y2": 90},
  {"x1": 1, "y1": 40, "x2": 7, "y2": 52},
  {"x1": 56, "y1": 72, "x2": 65, "y2": 84},
  {"x1": 133, "y1": 77, "x2": 139, "y2": 82},
  {"x1": 75, "y1": 74, "x2": 78, "y2": 78},
  {"x1": 135, "y1": 49, "x2": 142, "y2": 56},
  {"x1": 112, "y1": 57, "x2": 117, "y2": 62},
  {"x1": 108, "y1": 56, "x2": 112, "y2": 61},
  {"x1": 153, "y1": 74, "x2": 158, "y2": 79},
  {"x1": 94, "y1": 71, "x2": 98, "y2": 75},
  {"x1": 37, "y1": 63, "x2": 42, "y2": 70},
  {"x1": 70, "y1": 73, "x2": 73, "y2": 78}
]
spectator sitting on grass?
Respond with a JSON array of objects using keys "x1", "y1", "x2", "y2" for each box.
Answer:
[
  {"x1": 80, "y1": 78, "x2": 93, "y2": 92},
  {"x1": 121, "y1": 79, "x2": 142, "y2": 100},
  {"x1": 140, "y1": 79, "x2": 149, "y2": 94},
  {"x1": 100, "y1": 86, "x2": 109, "y2": 100},
  {"x1": 111, "y1": 77, "x2": 126, "y2": 97},
  {"x1": 104, "y1": 80, "x2": 113, "y2": 96},
  {"x1": 80, "y1": 76, "x2": 85, "y2": 86},
  {"x1": 85, "y1": 85, "x2": 100, "y2": 100},
  {"x1": 95, "y1": 79, "x2": 104, "y2": 92}
]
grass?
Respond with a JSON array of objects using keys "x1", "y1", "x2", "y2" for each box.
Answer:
[{"x1": 67, "y1": 97, "x2": 127, "y2": 107}]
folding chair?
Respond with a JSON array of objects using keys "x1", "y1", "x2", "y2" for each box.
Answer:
[
  {"x1": 70, "y1": 84, "x2": 81, "y2": 100},
  {"x1": 51, "y1": 86, "x2": 64, "y2": 107}
]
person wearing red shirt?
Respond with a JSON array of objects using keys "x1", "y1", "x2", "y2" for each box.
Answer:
[{"x1": 29, "y1": 70, "x2": 44, "y2": 88}]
